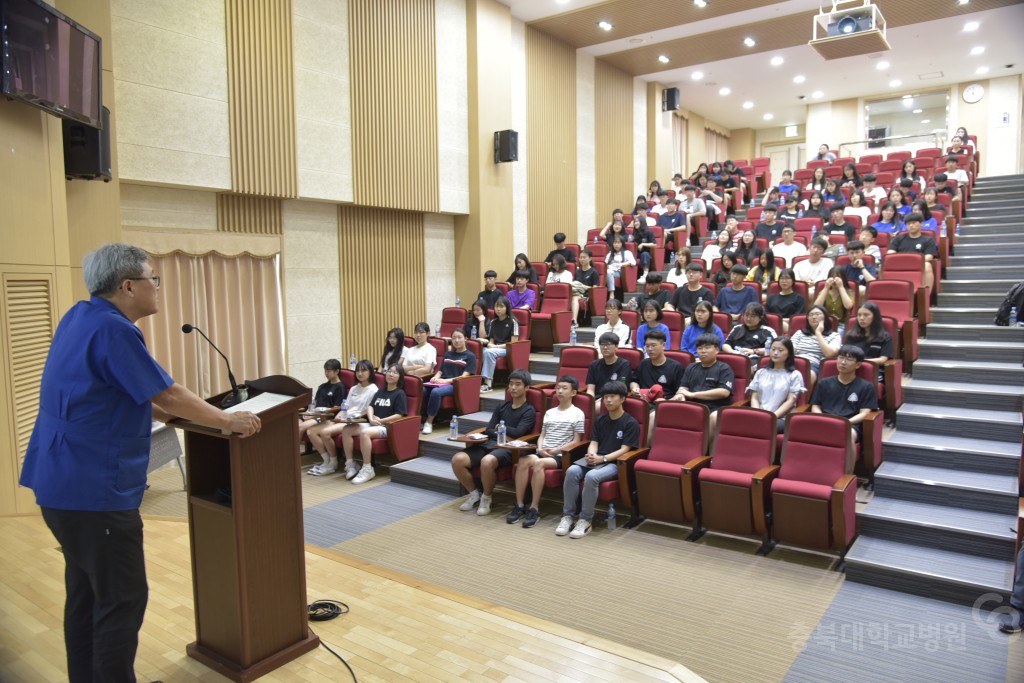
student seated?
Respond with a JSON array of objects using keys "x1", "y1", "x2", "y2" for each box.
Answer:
[
  {"x1": 556, "y1": 381, "x2": 640, "y2": 539},
  {"x1": 714, "y1": 264, "x2": 759, "y2": 322},
  {"x1": 858, "y1": 227, "x2": 883, "y2": 262},
  {"x1": 299, "y1": 358, "x2": 346, "y2": 448},
  {"x1": 810, "y1": 344, "x2": 879, "y2": 450},
  {"x1": 403, "y1": 322, "x2": 437, "y2": 379},
  {"x1": 476, "y1": 270, "x2": 502, "y2": 310},
  {"x1": 746, "y1": 249, "x2": 781, "y2": 288},
  {"x1": 634, "y1": 272, "x2": 671, "y2": 310},
  {"x1": 724, "y1": 302, "x2": 776, "y2": 361},
  {"x1": 605, "y1": 237, "x2": 636, "y2": 300},
  {"x1": 889, "y1": 212, "x2": 938, "y2": 290},
  {"x1": 843, "y1": 302, "x2": 894, "y2": 372},
  {"x1": 341, "y1": 363, "x2": 409, "y2": 485},
  {"x1": 507, "y1": 270, "x2": 537, "y2": 310},
  {"x1": 748, "y1": 336, "x2": 805, "y2": 433},
  {"x1": 824, "y1": 204, "x2": 856, "y2": 241},
  {"x1": 813, "y1": 267, "x2": 854, "y2": 335},
  {"x1": 571, "y1": 249, "x2": 601, "y2": 323},
  {"x1": 754, "y1": 203, "x2": 784, "y2": 242},
  {"x1": 421, "y1": 329, "x2": 477, "y2": 434},
  {"x1": 546, "y1": 254, "x2": 573, "y2": 284},
  {"x1": 793, "y1": 237, "x2": 834, "y2": 286},
  {"x1": 544, "y1": 232, "x2": 576, "y2": 265},
  {"x1": 506, "y1": 253, "x2": 538, "y2": 285},
  {"x1": 586, "y1": 332, "x2": 632, "y2": 409},
  {"x1": 666, "y1": 262, "x2": 714, "y2": 320},
  {"x1": 379, "y1": 328, "x2": 406, "y2": 371},
  {"x1": 773, "y1": 225, "x2": 808, "y2": 268},
  {"x1": 779, "y1": 194, "x2": 803, "y2": 226},
  {"x1": 451, "y1": 370, "x2": 537, "y2": 516},
  {"x1": 479, "y1": 296, "x2": 519, "y2": 393},
  {"x1": 636, "y1": 300, "x2": 670, "y2": 357},
  {"x1": 682, "y1": 301, "x2": 725, "y2": 355},
  {"x1": 843, "y1": 240, "x2": 878, "y2": 293},
  {"x1": 464, "y1": 300, "x2": 489, "y2": 341},
  {"x1": 593, "y1": 298, "x2": 632, "y2": 349},
  {"x1": 507, "y1": 375, "x2": 586, "y2": 528},
  {"x1": 765, "y1": 269, "x2": 806, "y2": 330},
  {"x1": 777, "y1": 170, "x2": 798, "y2": 197},
  {"x1": 791, "y1": 305, "x2": 840, "y2": 383},
  {"x1": 629, "y1": 329, "x2": 686, "y2": 404},
  {"x1": 677, "y1": 332, "x2": 735, "y2": 433},
  {"x1": 307, "y1": 360, "x2": 377, "y2": 476}
]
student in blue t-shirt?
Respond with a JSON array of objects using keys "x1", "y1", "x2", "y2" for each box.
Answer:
[
  {"x1": 714, "y1": 264, "x2": 759, "y2": 323},
  {"x1": 635, "y1": 300, "x2": 671, "y2": 357},
  {"x1": 777, "y1": 170, "x2": 799, "y2": 197}
]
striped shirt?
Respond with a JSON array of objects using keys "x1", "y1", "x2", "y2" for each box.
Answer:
[{"x1": 539, "y1": 405, "x2": 586, "y2": 452}]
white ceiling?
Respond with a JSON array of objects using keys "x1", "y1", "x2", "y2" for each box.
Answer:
[{"x1": 508, "y1": 1, "x2": 1024, "y2": 130}]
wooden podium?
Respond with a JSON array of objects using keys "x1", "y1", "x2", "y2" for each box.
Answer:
[{"x1": 173, "y1": 375, "x2": 319, "y2": 682}]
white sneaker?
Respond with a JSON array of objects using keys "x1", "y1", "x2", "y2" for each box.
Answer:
[
  {"x1": 480, "y1": 383, "x2": 491, "y2": 393},
  {"x1": 459, "y1": 490, "x2": 482, "y2": 511},
  {"x1": 312, "y1": 462, "x2": 337, "y2": 476},
  {"x1": 555, "y1": 515, "x2": 574, "y2": 536},
  {"x1": 307, "y1": 464, "x2": 322, "y2": 475},
  {"x1": 476, "y1": 495, "x2": 492, "y2": 515},
  {"x1": 569, "y1": 519, "x2": 592, "y2": 539},
  {"x1": 352, "y1": 464, "x2": 375, "y2": 484},
  {"x1": 344, "y1": 461, "x2": 359, "y2": 480},
  {"x1": 422, "y1": 422, "x2": 433, "y2": 435}
]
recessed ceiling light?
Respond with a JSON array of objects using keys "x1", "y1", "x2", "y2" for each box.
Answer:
[
  {"x1": 921, "y1": 119, "x2": 931, "y2": 124},
  {"x1": 719, "y1": 87, "x2": 731, "y2": 96},
  {"x1": 658, "y1": 55, "x2": 670, "y2": 64},
  {"x1": 958, "y1": 0, "x2": 970, "y2": 5},
  {"x1": 694, "y1": 0, "x2": 708, "y2": 7},
  {"x1": 742, "y1": 101, "x2": 754, "y2": 109},
  {"x1": 744, "y1": 37, "x2": 756, "y2": 47},
  {"x1": 889, "y1": 79, "x2": 902, "y2": 87},
  {"x1": 811, "y1": 90, "x2": 824, "y2": 99},
  {"x1": 763, "y1": 113, "x2": 774, "y2": 121},
  {"x1": 629, "y1": 38, "x2": 644, "y2": 44},
  {"x1": 770, "y1": 56, "x2": 784, "y2": 66},
  {"x1": 597, "y1": 21, "x2": 613, "y2": 31},
  {"x1": 792, "y1": 75, "x2": 806, "y2": 84},
  {"x1": 875, "y1": 61, "x2": 890, "y2": 71},
  {"x1": 912, "y1": 108, "x2": 923, "y2": 113},
  {"x1": 976, "y1": 66, "x2": 989, "y2": 74},
  {"x1": 691, "y1": 71, "x2": 704, "y2": 80},
  {"x1": 970, "y1": 46, "x2": 985, "y2": 56},
  {"x1": 964, "y1": 21, "x2": 979, "y2": 31}
]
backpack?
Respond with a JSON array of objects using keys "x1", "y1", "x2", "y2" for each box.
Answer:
[{"x1": 993, "y1": 282, "x2": 1024, "y2": 326}]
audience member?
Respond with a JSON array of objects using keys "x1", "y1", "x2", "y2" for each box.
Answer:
[
  {"x1": 682, "y1": 301, "x2": 725, "y2": 355},
  {"x1": 307, "y1": 360, "x2": 377, "y2": 476},
  {"x1": 754, "y1": 203, "x2": 784, "y2": 241},
  {"x1": 636, "y1": 300, "x2": 670, "y2": 356},
  {"x1": 605, "y1": 237, "x2": 636, "y2": 299},
  {"x1": 889, "y1": 212, "x2": 938, "y2": 289},
  {"x1": 667, "y1": 262, "x2": 714, "y2": 319},
  {"x1": 507, "y1": 271, "x2": 537, "y2": 310},
  {"x1": 844, "y1": 302, "x2": 893, "y2": 370},
  {"x1": 714, "y1": 264, "x2": 759, "y2": 321},
  {"x1": 587, "y1": 332, "x2": 632, "y2": 403},
  {"x1": 774, "y1": 225, "x2": 808, "y2": 267},
  {"x1": 506, "y1": 253, "x2": 538, "y2": 284},
  {"x1": 402, "y1": 322, "x2": 437, "y2": 378},
  {"x1": 421, "y1": 329, "x2": 477, "y2": 434},
  {"x1": 635, "y1": 272, "x2": 671, "y2": 310},
  {"x1": 747, "y1": 249, "x2": 781, "y2": 288},
  {"x1": 546, "y1": 254, "x2": 573, "y2": 284},
  {"x1": 544, "y1": 232, "x2": 576, "y2": 264},
  {"x1": 813, "y1": 267, "x2": 855, "y2": 336},
  {"x1": 723, "y1": 302, "x2": 776, "y2": 360},
  {"x1": 810, "y1": 344, "x2": 878, "y2": 449},
  {"x1": 748, "y1": 336, "x2": 805, "y2": 433},
  {"x1": 479, "y1": 296, "x2": 519, "y2": 393},
  {"x1": 300, "y1": 359, "x2": 346, "y2": 454},
  {"x1": 790, "y1": 305, "x2": 840, "y2": 382},
  {"x1": 593, "y1": 299, "x2": 632, "y2": 349},
  {"x1": 476, "y1": 270, "x2": 503, "y2": 310},
  {"x1": 793, "y1": 237, "x2": 834, "y2": 285},
  {"x1": 571, "y1": 249, "x2": 601, "y2": 323},
  {"x1": 824, "y1": 204, "x2": 856, "y2": 240},
  {"x1": 765, "y1": 269, "x2": 807, "y2": 327},
  {"x1": 344, "y1": 363, "x2": 409, "y2": 485}
]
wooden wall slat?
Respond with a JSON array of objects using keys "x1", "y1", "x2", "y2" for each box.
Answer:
[
  {"x1": 594, "y1": 60, "x2": 634, "y2": 226},
  {"x1": 349, "y1": 0, "x2": 439, "y2": 212},
  {"x1": 337, "y1": 207, "x2": 426, "y2": 363},
  {"x1": 526, "y1": 26, "x2": 576, "y2": 259},
  {"x1": 217, "y1": 194, "x2": 284, "y2": 235},
  {"x1": 225, "y1": 0, "x2": 298, "y2": 198}
]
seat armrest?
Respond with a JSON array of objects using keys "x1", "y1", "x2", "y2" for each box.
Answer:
[
  {"x1": 505, "y1": 340, "x2": 531, "y2": 372},
  {"x1": 616, "y1": 448, "x2": 649, "y2": 509},
  {"x1": 452, "y1": 374, "x2": 484, "y2": 414},
  {"x1": 861, "y1": 411, "x2": 884, "y2": 470},
  {"x1": 830, "y1": 473, "x2": 859, "y2": 551},
  {"x1": 751, "y1": 465, "x2": 781, "y2": 535},
  {"x1": 386, "y1": 415, "x2": 424, "y2": 462},
  {"x1": 681, "y1": 455, "x2": 712, "y2": 521}
]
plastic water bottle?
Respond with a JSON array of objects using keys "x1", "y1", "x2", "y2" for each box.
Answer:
[
  {"x1": 607, "y1": 503, "x2": 617, "y2": 530},
  {"x1": 497, "y1": 420, "x2": 507, "y2": 446},
  {"x1": 307, "y1": 400, "x2": 315, "y2": 414},
  {"x1": 340, "y1": 399, "x2": 348, "y2": 419},
  {"x1": 470, "y1": 325, "x2": 478, "y2": 340},
  {"x1": 349, "y1": 353, "x2": 356, "y2": 370},
  {"x1": 455, "y1": 295, "x2": 461, "y2": 307},
  {"x1": 450, "y1": 415, "x2": 458, "y2": 440},
  {"x1": 594, "y1": 235, "x2": 599, "y2": 245},
  {"x1": 570, "y1": 322, "x2": 578, "y2": 346},
  {"x1": 837, "y1": 243, "x2": 847, "y2": 256},
  {"x1": 436, "y1": 320, "x2": 442, "y2": 337},
  {"x1": 940, "y1": 222, "x2": 947, "y2": 238},
  {"x1": 1011, "y1": 307, "x2": 1019, "y2": 327}
]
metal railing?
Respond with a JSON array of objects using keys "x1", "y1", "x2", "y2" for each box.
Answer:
[{"x1": 837, "y1": 131, "x2": 948, "y2": 158}]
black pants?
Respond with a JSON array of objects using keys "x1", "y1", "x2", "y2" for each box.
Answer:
[{"x1": 41, "y1": 507, "x2": 148, "y2": 683}]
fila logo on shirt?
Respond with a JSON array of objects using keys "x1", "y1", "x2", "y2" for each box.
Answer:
[{"x1": 376, "y1": 398, "x2": 392, "y2": 406}]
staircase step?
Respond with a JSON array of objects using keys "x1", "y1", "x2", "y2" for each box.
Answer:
[
  {"x1": 945, "y1": 264, "x2": 1022, "y2": 280},
  {"x1": 388, "y1": 450, "x2": 463, "y2": 496},
  {"x1": 844, "y1": 535, "x2": 1012, "y2": 605},
  {"x1": 937, "y1": 280, "x2": 1019, "y2": 295},
  {"x1": 930, "y1": 307, "x2": 999, "y2": 324},
  {"x1": 952, "y1": 241, "x2": 1024, "y2": 254},
  {"x1": 935, "y1": 291, "x2": 1006, "y2": 307},
  {"x1": 902, "y1": 378, "x2": 1024, "y2": 411},
  {"x1": 917, "y1": 338, "x2": 1024, "y2": 364},
  {"x1": 458, "y1": 410, "x2": 494, "y2": 432},
  {"x1": 923, "y1": 322, "x2": 1024, "y2": 340},
  {"x1": 895, "y1": 402, "x2": 1022, "y2": 443},
  {"x1": 857, "y1": 496, "x2": 1016, "y2": 559},
  {"x1": 949, "y1": 254, "x2": 1024, "y2": 267},
  {"x1": 883, "y1": 430, "x2": 1021, "y2": 476},
  {"x1": 912, "y1": 359, "x2": 1024, "y2": 387},
  {"x1": 954, "y1": 231, "x2": 1024, "y2": 243},
  {"x1": 873, "y1": 460, "x2": 1019, "y2": 513}
]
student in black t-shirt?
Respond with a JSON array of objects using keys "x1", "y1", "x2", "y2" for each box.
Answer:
[
  {"x1": 823, "y1": 204, "x2": 856, "y2": 241},
  {"x1": 300, "y1": 358, "x2": 347, "y2": 447},
  {"x1": 556, "y1": 381, "x2": 640, "y2": 539},
  {"x1": 571, "y1": 249, "x2": 601, "y2": 323},
  {"x1": 476, "y1": 270, "x2": 503, "y2": 310},
  {"x1": 724, "y1": 302, "x2": 776, "y2": 361},
  {"x1": 629, "y1": 329, "x2": 686, "y2": 401},
  {"x1": 843, "y1": 302, "x2": 894, "y2": 370},
  {"x1": 679, "y1": 333, "x2": 735, "y2": 432},
  {"x1": 666, "y1": 262, "x2": 714, "y2": 319},
  {"x1": 765, "y1": 268, "x2": 806, "y2": 330},
  {"x1": 586, "y1": 332, "x2": 632, "y2": 408},
  {"x1": 480, "y1": 296, "x2": 520, "y2": 392},
  {"x1": 811, "y1": 344, "x2": 878, "y2": 448},
  {"x1": 422, "y1": 329, "x2": 478, "y2": 433},
  {"x1": 889, "y1": 212, "x2": 938, "y2": 290},
  {"x1": 451, "y1": 369, "x2": 537, "y2": 516},
  {"x1": 345, "y1": 364, "x2": 409, "y2": 485},
  {"x1": 544, "y1": 232, "x2": 577, "y2": 265},
  {"x1": 634, "y1": 272, "x2": 672, "y2": 311},
  {"x1": 754, "y1": 203, "x2": 785, "y2": 242}
]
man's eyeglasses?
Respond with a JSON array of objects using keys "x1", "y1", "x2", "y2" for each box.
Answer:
[{"x1": 128, "y1": 276, "x2": 161, "y2": 287}]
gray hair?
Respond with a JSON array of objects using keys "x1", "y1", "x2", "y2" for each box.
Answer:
[{"x1": 83, "y1": 243, "x2": 151, "y2": 297}]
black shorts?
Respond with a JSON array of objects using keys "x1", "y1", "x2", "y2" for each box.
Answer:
[{"x1": 465, "y1": 444, "x2": 513, "y2": 469}]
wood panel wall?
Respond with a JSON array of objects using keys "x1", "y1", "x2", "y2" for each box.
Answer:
[
  {"x1": 217, "y1": 194, "x2": 284, "y2": 235},
  {"x1": 337, "y1": 207, "x2": 426, "y2": 363},
  {"x1": 225, "y1": 0, "x2": 298, "y2": 198},
  {"x1": 526, "y1": 26, "x2": 576, "y2": 258},
  {"x1": 594, "y1": 60, "x2": 634, "y2": 224},
  {"x1": 349, "y1": 0, "x2": 439, "y2": 212}
]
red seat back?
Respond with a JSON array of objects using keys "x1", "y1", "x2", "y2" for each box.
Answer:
[
  {"x1": 886, "y1": 151, "x2": 911, "y2": 162},
  {"x1": 649, "y1": 401, "x2": 709, "y2": 464},
  {"x1": 716, "y1": 353, "x2": 750, "y2": 400},
  {"x1": 618, "y1": 347, "x2": 644, "y2": 371},
  {"x1": 866, "y1": 280, "x2": 914, "y2": 324},
  {"x1": 881, "y1": 253, "x2": 925, "y2": 290},
  {"x1": 663, "y1": 310, "x2": 684, "y2": 349},
  {"x1": 557, "y1": 346, "x2": 597, "y2": 388},
  {"x1": 403, "y1": 375, "x2": 424, "y2": 416},
  {"x1": 779, "y1": 413, "x2": 852, "y2": 484},
  {"x1": 711, "y1": 406, "x2": 777, "y2": 472},
  {"x1": 664, "y1": 350, "x2": 694, "y2": 368},
  {"x1": 440, "y1": 307, "x2": 468, "y2": 337},
  {"x1": 511, "y1": 308, "x2": 531, "y2": 340},
  {"x1": 539, "y1": 282, "x2": 571, "y2": 314}
]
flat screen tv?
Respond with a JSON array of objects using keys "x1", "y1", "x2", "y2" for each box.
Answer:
[{"x1": 1, "y1": 0, "x2": 102, "y2": 128}]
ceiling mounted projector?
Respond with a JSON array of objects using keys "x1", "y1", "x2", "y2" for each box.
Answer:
[{"x1": 809, "y1": 0, "x2": 890, "y2": 60}]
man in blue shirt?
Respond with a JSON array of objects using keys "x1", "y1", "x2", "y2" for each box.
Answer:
[
  {"x1": 20, "y1": 243, "x2": 261, "y2": 682},
  {"x1": 714, "y1": 264, "x2": 759, "y2": 322}
]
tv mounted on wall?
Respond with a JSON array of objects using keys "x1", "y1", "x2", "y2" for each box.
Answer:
[{"x1": 1, "y1": 0, "x2": 102, "y2": 128}]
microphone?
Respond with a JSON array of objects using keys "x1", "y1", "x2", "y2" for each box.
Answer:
[{"x1": 182, "y1": 323, "x2": 248, "y2": 408}]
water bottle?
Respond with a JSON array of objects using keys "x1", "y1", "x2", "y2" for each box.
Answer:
[
  {"x1": 570, "y1": 322, "x2": 577, "y2": 346},
  {"x1": 837, "y1": 243, "x2": 846, "y2": 256},
  {"x1": 349, "y1": 353, "x2": 356, "y2": 370},
  {"x1": 450, "y1": 415, "x2": 458, "y2": 440},
  {"x1": 811, "y1": 225, "x2": 817, "y2": 238},
  {"x1": 940, "y1": 222, "x2": 947, "y2": 238},
  {"x1": 594, "y1": 235, "x2": 599, "y2": 244},
  {"x1": 455, "y1": 295, "x2": 461, "y2": 307},
  {"x1": 607, "y1": 503, "x2": 617, "y2": 530},
  {"x1": 1011, "y1": 307, "x2": 1019, "y2": 327},
  {"x1": 470, "y1": 325, "x2": 478, "y2": 340},
  {"x1": 436, "y1": 320, "x2": 442, "y2": 337},
  {"x1": 340, "y1": 399, "x2": 348, "y2": 420},
  {"x1": 307, "y1": 400, "x2": 315, "y2": 414},
  {"x1": 497, "y1": 420, "x2": 507, "y2": 446}
]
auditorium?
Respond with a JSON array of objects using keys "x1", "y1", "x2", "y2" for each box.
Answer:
[{"x1": 1, "y1": 0, "x2": 1023, "y2": 681}]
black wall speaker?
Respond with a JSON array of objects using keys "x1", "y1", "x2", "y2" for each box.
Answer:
[
  {"x1": 494, "y1": 129, "x2": 518, "y2": 163},
  {"x1": 662, "y1": 87, "x2": 681, "y2": 112},
  {"x1": 63, "y1": 105, "x2": 112, "y2": 181}
]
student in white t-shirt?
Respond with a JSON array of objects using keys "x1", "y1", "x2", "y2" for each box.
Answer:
[
  {"x1": 506, "y1": 376, "x2": 586, "y2": 528},
  {"x1": 402, "y1": 322, "x2": 437, "y2": 378}
]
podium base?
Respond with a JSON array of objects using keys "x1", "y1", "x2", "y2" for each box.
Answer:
[{"x1": 186, "y1": 629, "x2": 320, "y2": 682}]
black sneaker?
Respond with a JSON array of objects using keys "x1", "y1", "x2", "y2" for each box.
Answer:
[
  {"x1": 999, "y1": 608, "x2": 1024, "y2": 634},
  {"x1": 521, "y1": 507, "x2": 540, "y2": 528},
  {"x1": 506, "y1": 505, "x2": 526, "y2": 524}
]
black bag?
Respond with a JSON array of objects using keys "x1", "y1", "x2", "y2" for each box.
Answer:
[{"x1": 993, "y1": 282, "x2": 1024, "y2": 326}]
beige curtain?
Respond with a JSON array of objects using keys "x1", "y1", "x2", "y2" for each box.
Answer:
[
  {"x1": 673, "y1": 114, "x2": 688, "y2": 178},
  {"x1": 705, "y1": 128, "x2": 729, "y2": 165},
  {"x1": 137, "y1": 252, "x2": 286, "y2": 399}
]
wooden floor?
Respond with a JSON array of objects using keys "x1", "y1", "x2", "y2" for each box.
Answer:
[{"x1": 0, "y1": 515, "x2": 704, "y2": 683}]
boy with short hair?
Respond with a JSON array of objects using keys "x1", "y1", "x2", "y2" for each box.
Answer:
[
  {"x1": 666, "y1": 262, "x2": 714, "y2": 318},
  {"x1": 793, "y1": 237, "x2": 834, "y2": 285},
  {"x1": 861, "y1": 173, "x2": 887, "y2": 203},
  {"x1": 811, "y1": 344, "x2": 878, "y2": 450},
  {"x1": 824, "y1": 204, "x2": 856, "y2": 240},
  {"x1": 714, "y1": 264, "x2": 759, "y2": 321},
  {"x1": 858, "y1": 227, "x2": 882, "y2": 262},
  {"x1": 507, "y1": 271, "x2": 536, "y2": 310},
  {"x1": 545, "y1": 232, "x2": 576, "y2": 264},
  {"x1": 587, "y1": 333, "x2": 632, "y2": 402},
  {"x1": 678, "y1": 332, "x2": 735, "y2": 432},
  {"x1": 556, "y1": 381, "x2": 640, "y2": 539},
  {"x1": 476, "y1": 270, "x2": 502, "y2": 310},
  {"x1": 843, "y1": 239, "x2": 878, "y2": 290},
  {"x1": 635, "y1": 272, "x2": 671, "y2": 310},
  {"x1": 508, "y1": 375, "x2": 586, "y2": 528},
  {"x1": 890, "y1": 212, "x2": 938, "y2": 290},
  {"x1": 774, "y1": 225, "x2": 808, "y2": 267}
]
